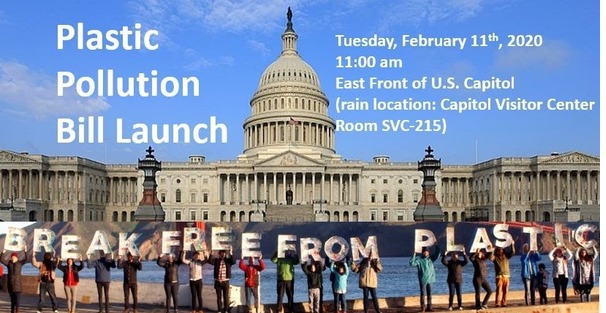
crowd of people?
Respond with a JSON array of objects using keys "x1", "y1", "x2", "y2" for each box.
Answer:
[{"x1": 0, "y1": 244, "x2": 599, "y2": 313}]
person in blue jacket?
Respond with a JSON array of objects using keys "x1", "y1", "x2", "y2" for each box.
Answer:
[
  {"x1": 410, "y1": 246, "x2": 440, "y2": 312},
  {"x1": 520, "y1": 243, "x2": 542, "y2": 305},
  {"x1": 330, "y1": 260, "x2": 350, "y2": 313}
]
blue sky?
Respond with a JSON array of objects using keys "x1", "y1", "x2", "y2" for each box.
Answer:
[{"x1": 0, "y1": 1, "x2": 599, "y2": 165}]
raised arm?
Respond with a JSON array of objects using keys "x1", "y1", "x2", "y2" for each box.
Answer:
[
  {"x1": 548, "y1": 248, "x2": 556, "y2": 261},
  {"x1": 441, "y1": 253, "x2": 448, "y2": 266},
  {"x1": 431, "y1": 246, "x2": 441, "y2": 262},
  {"x1": 32, "y1": 253, "x2": 40, "y2": 268}
]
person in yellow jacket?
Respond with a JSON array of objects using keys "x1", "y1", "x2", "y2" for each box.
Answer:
[{"x1": 488, "y1": 245, "x2": 515, "y2": 307}]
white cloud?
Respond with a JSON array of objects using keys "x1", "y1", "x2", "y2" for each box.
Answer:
[
  {"x1": 184, "y1": 55, "x2": 235, "y2": 70},
  {"x1": 129, "y1": 0, "x2": 307, "y2": 33},
  {"x1": 371, "y1": 0, "x2": 501, "y2": 32},
  {"x1": 0, "y1": 61, "x2": 110, "y2": 119},
  {"x1": 247, "y1": 39, "x2": 271, "y2": 56},
  {"x1": 495, "y1": 40, "x2": 571, "y2": 70}
]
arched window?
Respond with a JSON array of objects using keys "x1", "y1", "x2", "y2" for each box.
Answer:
[
  {"x1": 239, "y1": 211, "x2": 246, "y2": 222},
  {"x1": 220, "y1": 211, "x2": 227, "y2": 222},
  {"x1": 343, "y1": 211, "x2": 350, "y2": 222},
  {"x1": 130, "y1": 211, "x2": 135, "y2": 221},
  {"x1": 29, "y1": 211, "x2": 37, "y2": 221},
  {"x1": 397, "y1": 190, "x2": 404, "y2": 203},
  {"x1": 112, "y1": 211, "x2": 118, "y2": 222},
  {"x1": 452, "y1": 212, "x2": 458, "y2": 222},
  {"x1": 334, "y1": 211, "x2": 340, "y2": 222},
  {"x1": 444, "y1": 212, "x2": 449, "y2": 222},
  {"x1": 515, "y1": 211, "x2": 522, "y2": 222},
  {"x1": 67, "y1": 210, "x2": 74, "y2": 222},
  {"x1": 230, "y1": 211, "x2": 236, "y2": 222},
  {"x1": 505, "y1": 211, "x2": 512, "y2": 222},
  {"x1": 58, "y1": 210, "x2": 64, "y2": 222},
  {"x1": 176, "y1": 189, "x2": 182, "y2": 203},
  {"x1": 460, "y1": 212, "x2": 466, "y2": 221},
  {"x1": 525, "y1": 210, "x2": 531, "y2": 222},
  {"x1": 122, "y1": 211, "x2": 127, "y2": 222},
  {"x1": 543, "y1": 212, "x2": 551, "y2": 222},
  {"x1": 352, "y1": 211, "x2": 359, "y2": 222}
]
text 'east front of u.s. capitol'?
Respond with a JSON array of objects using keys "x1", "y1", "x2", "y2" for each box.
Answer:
[{"x1": 332, "y1": 33, "x2": 596, "y2": 134}]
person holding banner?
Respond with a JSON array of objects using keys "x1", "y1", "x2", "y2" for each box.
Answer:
[
  {"x1": 520, "y1": 244, "x2": 541, "y2": 305},
  {"x1": 57, "y1": 256, "x2": 85, "y2": 313},
  {"x1": 209, "y1": 249, "x2": 236, "y2": 313},
  {"x1": 157, "y1": 252, "x2": 183, "y2": 313},
  {"x1": 271, "y1": 250, "x2": 299, "y2": 313},
  {"x1": 118, "y1": 252, "x2": 143, "y2": 313},
  {"x1": 470, "y1": 248, "x2": 492, "y2": 310},
  {"x1": 240, "y1": 256, "x2": 266, "y2": 313},
  {"x1": 548, "y1": 246, "x2": 572, "y2": 304},
  {"x1": 1, "y1": 249, "x2": 27, "y2": 313},
  {"x1": 301, "y1": 259, "x2": 325, "y2": 313},
  {"x1": 182, "y1": 251, "x2": 208, "y2": 313},
  {"x1": 32, "y1": 251, "x2": 60, "y2": 313},
  {"x1": 488, "y1": 245, "x2": 515, "y2": 307},
  {"x1": 330, "y1": 260, "x2": 350, "y2": 313},
  {"x1": 571, "y1": 247, "x2": 598, "y2": 302},
  {"x1": 410, "y1": 246, "x2": 440, "y2": 312},
  {"x1": 441, "y1": 249, "x2": 468, "y2": 310},
  {"x1": 87, "y1": 251, "x2": 116, "y2": 313},
  {"x1": 351, "y1": 251, "x2": 383, "y2": 313}
]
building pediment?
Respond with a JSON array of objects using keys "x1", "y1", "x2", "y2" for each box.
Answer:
[
  {"x1": 254, "y1": 151, "x2": 324, "y2": 168},
  {"x1": 0, "y1": 150, "x2": 39, "y2": 163},
  {"x1": 541, "y1": 152, "x2": 599, "y2": 165}
]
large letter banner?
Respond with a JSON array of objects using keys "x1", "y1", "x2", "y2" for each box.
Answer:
[
  {"x1": 493, "y1": 224, "x2": 514, "y2": 248},
  {"x1": 350, "y1": 236, "x2": 379, "y2": 261},
  {"x1": 211, "y1": 226, "x2": 233, "y2": 251},
  {"x1": 324, "y1": 236, "x2": 349, "y2": 261},
  {"x1": 119, "y1": 232, "x2": 141, "y2": 257},
  {"x1": 446, "y1": 227, "x2": 464, "y2": 253},
  {"x1": 522, "y1": 226, "x2": 543, "y2": 251},
  {"x1": 183, "y1": 227, "x2": 206, "y2": 252},
  {"x1": 162, "y1": 231, "x2": 181, "y2": 255},
  {"x1": 414, "y1": 229, "x2": 436, "y2": 253},
  {"x1": 3, "y1": 227, "x2": 27, "y2": 251},
  {"x1": 33, "y1": 229, "x2": 56, "y2": 253},
  {"x1": 300, "y1": 237, "x2": 323, "y2": 263},
  {"x1": 242, "y1": 232, "x2": 262, "y2": 258},
  {"x1": 86, "y1": 230, "x2": 113, "y2": 256},
  {"x1": 574, "y1": 224, "x2": 598, "y2": 249},
  {"x1": 61, "y1": 235, "x2": 80, "y2": 259},
  {"x1": 469, "y1": 228, "x2": 494, "y2": 253},
  {"x1": 277, "y1": 234, "x2": 297, "y2": 258}
]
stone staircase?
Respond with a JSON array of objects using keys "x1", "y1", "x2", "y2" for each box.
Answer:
[{"x1": 265, "y1": 204, "x2": 315, "y2": 222}]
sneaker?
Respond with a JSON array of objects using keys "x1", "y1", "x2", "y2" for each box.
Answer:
[
  {"x1": 448, "y1": 307, "x2": 453, "y2": 311},
  {"x1": 481, "y1": 305, "x2": 488, "y2": 310},
  {"x1": 459, "y1": 307, "x2": 463, "y2": 310}
]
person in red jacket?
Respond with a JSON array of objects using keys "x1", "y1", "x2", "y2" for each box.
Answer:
[
  {"x1": 239, "y1": 256, "x2": 265, "y2": 313},
  {"x1": 58, "y1": 256, "x2": 85, "y2": 313}
]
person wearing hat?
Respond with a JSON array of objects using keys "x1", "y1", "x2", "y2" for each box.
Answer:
[
  {"x1": 409, "y1": 245, "x2": 441, "y2": 312},
  {"x1": 1, "y1": 249, "x2": 27, "y2": 313},
  {"x1": 118, "y1": 251, "x2": 143, "y2": 313},
  {"x1": 572, "y1": 246, "x2": 598, "y2": 302},
  {"x1": 182, "y1": 250, "x2": 208, "y2": 313},
  {"x1": 209, "y1": 248, "x2": 236, "y2": 313},
  {"x1": 32, "y1": 251, "x2": 59, "y2": 313},
  {"x1": 470, "y1": 247, "x2": 492, "y2": 310},
  {"x1": 548, "y1": 246, "x2": 572, "y2": 304},
  {"x1": 86, "y1": 250, "x2": 116, "y2": 313},
  {"x1": 157, "y1": 252, "x2": 183, "y2": 313}
]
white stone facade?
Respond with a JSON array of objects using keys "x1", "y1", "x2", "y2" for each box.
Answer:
[{"x1": 0, "y1": 14, "x2": 599, "y2": 223}]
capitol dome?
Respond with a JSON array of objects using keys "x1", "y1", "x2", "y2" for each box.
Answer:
[{"x1": 241, "y1": 8, "x2": 338, "y2": 162}]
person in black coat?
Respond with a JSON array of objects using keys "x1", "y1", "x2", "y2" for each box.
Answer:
[
  {"x1": 209, "y1": 249, "x2": 236, "y2": 313},
  {"x1": 441, "y1": 249, "x2": 469, "y2": 310},
  {"x1": 470, "y1": 247, "x2": 493, "y2": 310},
  {"x1": 57, "y1": 256, "x2": 85, "y2": 313},
  {"x1": 1, "y1": 249, "x2": 27, "y2": 313},
  {"x1": 118, "y1": 251, "x2": 143, "y2": 313},
  {"x1": 157, "y1": 252, "x2": 183, "y2": 313}
]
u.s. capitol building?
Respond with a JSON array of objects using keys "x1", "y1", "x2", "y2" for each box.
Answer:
[{"x1": 0, "y1": 12, "x2": 599, "y2": 223}]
